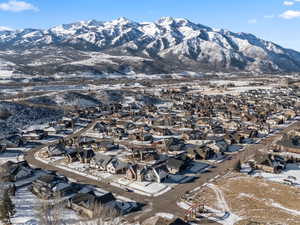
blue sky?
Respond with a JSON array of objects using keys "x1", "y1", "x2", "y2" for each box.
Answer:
[{"x1": 0, "y1": 0, "x2": 300, "y2": 50}]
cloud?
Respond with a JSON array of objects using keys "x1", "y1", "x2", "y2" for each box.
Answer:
[
  {"x1": 0, "y1": 0, "x2": 38, "y2": 12},
  {"x1": 248, "y1": 19, "x2": 257, "y2": 24},
  {"x1": 283, "y1": 1, "x2": 295, "y2": 6},
  {"x1": 280, "y1": 10, "x2": 300, "y2": 19},
  {"x1": 0, "y1": 26, "x2": 13, "y2": 31}
]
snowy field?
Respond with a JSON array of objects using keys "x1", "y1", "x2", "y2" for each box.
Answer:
[
  {"x1": 178, "y1": 165, "x2": 300, "y2": 225},
  {"x1": 11, "y1": 186, "x2": 80, "y2": 225},
  {"x1": 204, "y1": 184, "x2": 242, "y2": 225},
  {"x1": 177, "y1": 183, "x2": 243, "y2": 225},
  {"x1": 253, "y1": 163, "x2": 300, "y2": 187}
]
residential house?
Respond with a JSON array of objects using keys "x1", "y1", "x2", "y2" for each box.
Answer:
[
  {"x1": 224, "y1": 132, "x2": 245, "y2": 145},
  {"x1": 78, "y1": 137, "x2": 95, "y2": 148},
  {"x1": 128, "y1": 147, "x2": 159, "y2": 162},
  {"x1": 151, "y1": 127, "x2": 173, "y2": 136},
  {"x1": 208, "y1": 140, "x2": 228, "y2": 153},
  {"x1": 6, "y1": 134, "x2": 26, "y2": 147},
  {"x1": 90, "y1": 154, "x2": 113, "y2": 171},
  {"x1": 46, "y1": 143, "x2": 66, "y2": 157},
  {"x1": 0, "y1": 161, "x2": 33, "y2": 182},
  {"x1": 126, "y1": 164, "x2": 139, "y2": 181},
  {"x1": 92, "y1": 141, "x2": 119, "y2": 152},
  {"x1": 166, "y1": 158, "x2": 186, "y2": 174},
  {"x1": 93, "y1": 122, "x2": 108, "y2": 134},
  {"x1": 23, "y1": 129, "x2": 47, "y2": 141},
  {"x1": 140, "y1": 165, "x2": 169, "y2": 183},
  {"x1": 68, "y1": 192, "x2": 117, "y2": 218},
  {"x1": 77, "y1": 149, "x2": 95, "y2": 163},
  {"x1": 31, "y1": 174, "x2": 70, "y2": 199},
  {"x1": 64, "y1": 150, "x2": 79, "y2": 163},
  {"x1": 253, "y1": 154, "x2": 286, "y2": 174},
  {"x1": 186, "y1": 145, "x2": 216, "y2": 160},
  {"x1": 106, "y1": 158, "x2": 128, "y2": 174},
  {"x1": 152, "y1": 165, "x2": 169, "y2": 183},
  {"x1": 129, "y1": 132, "x2": 153, "y2": 142},
  {"x1": 181, "y1": 130, "x2": 206, "y2": 141},
  {"x1": 164, "y1": 138, "x2": 186, "y2": 152}
]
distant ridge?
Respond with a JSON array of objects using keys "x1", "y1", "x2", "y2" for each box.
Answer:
[{"x1": 0, "y1": 17, "x2": 300, "y2": 75}]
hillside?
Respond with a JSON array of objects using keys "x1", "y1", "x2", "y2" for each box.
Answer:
[{"x1": 0, "y1": 17, "x2": 300, "y2": 76}]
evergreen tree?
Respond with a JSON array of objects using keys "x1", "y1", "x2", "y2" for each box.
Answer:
[
  {"x1": 0, "y1": 191, "x2": 15, "y2": 225},
  {"x1": 234, "y1": 160, "x2": 242, "y2": 172}
]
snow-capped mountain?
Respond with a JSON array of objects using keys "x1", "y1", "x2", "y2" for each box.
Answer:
[{"x1": 1, "y1": 17, "x2": 300, "y2": 76}]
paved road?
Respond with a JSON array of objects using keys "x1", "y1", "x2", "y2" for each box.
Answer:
[{"x1": 24, "y1": 119, "x2": 300, "y2": 223}]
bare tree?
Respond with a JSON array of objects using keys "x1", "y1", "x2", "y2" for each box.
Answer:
[
  {"x1": 36, "y1": 196, "x2": 65, "y2": 225},
  {"x1": 76, "y1": 217, "x2": 129, "y2": 225},
  {"x1": 93, "y1": 203, "x2": 121, "y2": 225},
  {"x1": 0, "y1": 191, "x2": 15, "y2": 225}
]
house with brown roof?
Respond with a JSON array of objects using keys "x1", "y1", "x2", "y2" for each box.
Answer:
[{"x1": 68, "y1": 192, "x2": 118, "y2": 218}]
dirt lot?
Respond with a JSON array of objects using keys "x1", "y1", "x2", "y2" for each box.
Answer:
[{"x1": 199, "y1": 173, "x2": 300, "y2": 225}]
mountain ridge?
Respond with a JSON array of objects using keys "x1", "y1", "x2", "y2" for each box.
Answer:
[{"x1": 0, "y1": 17, "x2": 300, "y2": 76}]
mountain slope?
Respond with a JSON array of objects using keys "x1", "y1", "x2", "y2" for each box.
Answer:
[{"x1": 0, "y1": 17, "x2": 300, "y2": 76}]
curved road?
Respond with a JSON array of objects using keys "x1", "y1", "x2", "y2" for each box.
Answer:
[{"x1": 24, "y1": 119, "x2": 300, "y2": 223}]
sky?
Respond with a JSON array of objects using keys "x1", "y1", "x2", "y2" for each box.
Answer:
[{"x1": 0, "y1": 0, "x2": 300, "y2": 50}]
